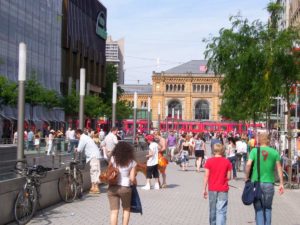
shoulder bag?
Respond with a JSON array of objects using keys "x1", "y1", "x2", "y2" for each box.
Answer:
[{"x1": 242, "y1": 147, "x2": 263, "y2": 205}]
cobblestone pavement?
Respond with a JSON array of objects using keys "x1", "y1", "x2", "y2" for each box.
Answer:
[{"x1": 17, "y1": 157, "x2": 300, "y2": 225}]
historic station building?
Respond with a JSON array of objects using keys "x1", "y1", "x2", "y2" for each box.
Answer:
[{"x1": 121, "y1": 60, "x2": 222, "y2": 127}]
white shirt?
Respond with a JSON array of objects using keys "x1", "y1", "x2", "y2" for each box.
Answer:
[
  {"x1": 103, "y1": 132, "x2": 118, "y2": 152},
  {"x1": 111, "y1": 157, "x2": 137, "y2": 187},
  {"x1": 69, "y1": 130, "x2": 75, "y2": 140},
  {"x1": 147, "y1": 142, "x2": 159, "y2": 166},
  {"x1": 77, "y1": 133, "x2": 100, "y2": 162},
  {"x1": 99, "y1": 130, "x2": 105, "y2": 141},
  {"x1": 236, "y1": 140, "x2": 247, "y2": 154}
]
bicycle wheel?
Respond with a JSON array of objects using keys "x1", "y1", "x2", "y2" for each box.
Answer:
[
  {"x1": 76, "y1": 171, "x2": 83, "y2": 199},
  {"x1": 58, "y1": 174, "x2": 77, "y2": 203},
  {"x1": 14, "y1": 186, "x2": 38, "y2": 225}
]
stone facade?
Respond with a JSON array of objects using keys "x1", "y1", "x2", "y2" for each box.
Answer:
[{"x1": 119, "y1": 60, "x2": 222, "y2": 126}]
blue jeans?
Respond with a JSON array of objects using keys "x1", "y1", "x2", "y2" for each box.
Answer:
[
  {"x1": 228, "y1": 156, "x2": 237, "y2": 178},
  {"x1": 253, "y1": 183, "x2": 274, "y2": 225},
  {"x1": 209, "y1": 191, "x2": 228, "y2": 225}
]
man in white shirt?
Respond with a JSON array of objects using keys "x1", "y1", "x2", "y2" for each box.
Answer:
[
  {"x1": 103, "y1": 127, "x2": 118, "y2": 159},
  {"x1": 235, "y1": 135, "x2": 248, "y2": 172},
  {"x1": 99, "y1": 129, "x2": 105, "y2": 141},
  {"x1": 75, "y1": 129, "x2": 101, "y2": 194}
]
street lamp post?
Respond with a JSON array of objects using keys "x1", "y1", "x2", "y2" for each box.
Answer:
[
  {"x1": 177, "y1": 110, "x2": 180, "y2": 134},
  {"x1": 158, "y1": 102, "x2": 161, "y2": 131},
  {"x1": 17, "y1": 42, "x2": 26, "y2": 161},
  {"x1": 147, "y1": 97, "x2": 151, "y2": 134},
  {"x1": 133, "y1": 92, "x2": 137, "y2": 144},
  {"x1": 79, "y1": 68, "x2": 85, "y2": 130},
  {"x1": 172, "y1": 108, "x2": 174, "y2": 130},
  {"x1": 112, "y1": 82, "x2": 117, "y2": 128}
]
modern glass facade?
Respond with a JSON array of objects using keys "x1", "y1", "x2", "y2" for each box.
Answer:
[{"x1": 0, "y1": 0, "x2": 62, "y2": 93}]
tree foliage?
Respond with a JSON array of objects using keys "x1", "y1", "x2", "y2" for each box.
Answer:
[
  {"x1": 0, "y1": 76, "x2": 17, "y2": 108},
  {"x1": 204, "y1": 4, "x2": 300, "y2": 124}
]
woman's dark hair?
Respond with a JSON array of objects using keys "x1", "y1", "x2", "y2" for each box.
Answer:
[{"x1": 112, "y1": 141, "x2": 135, "y2": 167}]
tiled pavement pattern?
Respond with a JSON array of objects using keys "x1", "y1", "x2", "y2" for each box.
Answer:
[{"x1": 17, "y1": 157, "x2": 300, "y2": 225}]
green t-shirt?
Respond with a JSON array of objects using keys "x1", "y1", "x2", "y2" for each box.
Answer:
[{"x1": 249, "y1": 146, "x2": 280, "y2": 183}]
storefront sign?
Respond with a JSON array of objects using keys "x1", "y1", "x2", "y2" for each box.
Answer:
[{"x1": 96, "y1": 11, "x2": 107, "y2": 40}]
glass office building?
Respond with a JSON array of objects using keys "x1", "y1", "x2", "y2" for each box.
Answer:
[
  {"x1": 0, "y1": 0, "x2": 107, "y2": 137},
  {"x1": 0, "y1": 0, "x2": 62, "y2": 92}
]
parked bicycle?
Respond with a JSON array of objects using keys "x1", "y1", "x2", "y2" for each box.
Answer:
[
  {"x1": 58, "y1": 159, "x2": 84, "y2": 203},
  {"x1": 13, "y1": 160, "x2": 49, "y2": 225}
]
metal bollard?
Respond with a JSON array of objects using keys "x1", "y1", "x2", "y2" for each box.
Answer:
[
  {"x1": 58, "y1": 153, "x2": 62, "y2": 168},
  {"x1": 51, "y1": 155, "x2": 55, "y2": 170}
]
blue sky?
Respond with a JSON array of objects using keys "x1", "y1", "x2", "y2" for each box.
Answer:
[{"x1": 100, "y1": 0, "x2": 271, "y2": 84}]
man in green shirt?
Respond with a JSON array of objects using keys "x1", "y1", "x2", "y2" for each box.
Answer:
[{"x1": 245, "y1": 132, "x2": 284, "y2": 225}]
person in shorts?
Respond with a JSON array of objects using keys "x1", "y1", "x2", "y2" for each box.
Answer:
[
  {"x1": 107, "y1": 141, "x2": 137, "y2": 225},
  {"x1": 141, "y1": 134, "x2": 160, "y2": 190},
  {"x1": 195, "y1": 133, "x2": 206, "y2": 172}
]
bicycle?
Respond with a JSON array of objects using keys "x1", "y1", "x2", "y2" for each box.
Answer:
[
  {"x1": 58, "y1": 160, "x2": 84, "y2": 203},
  {"x1": 13, "y1": 160, "x2": 48, "y2": 225}
]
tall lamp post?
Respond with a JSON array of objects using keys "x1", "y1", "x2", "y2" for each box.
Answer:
[
  {"x1": 17, "y1": 42, "x2": 26, "y2": 161},
  {"x1": 177, "y1": 110, "x2": 180, "y2": 134},
  {"x1": 158, "y1": 102, "x2": 161, "y2": 131},
  {"x1": 112, "y1": 82, "x2": 117, "y2": 128},
  {"x1": 147, "y1": 97, "x2": 151, "y2": 134},
  {"x1": 79, "y1": 68, "x2": 85, "y2": 130},
  {"x1": 172, "y1": 108, "x2": 175, "y2": 130},
  {"x1": 133, "y1": 92, "x2": 137, "y2": 144}
]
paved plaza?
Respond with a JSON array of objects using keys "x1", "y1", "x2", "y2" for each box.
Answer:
[{"x1": 11, "y1": 157, "x2": 299, "y2": 225}]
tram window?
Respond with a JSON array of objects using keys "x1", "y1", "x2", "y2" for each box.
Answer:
[
  {"x1": 204, "y1": 125, "x2": 210, "y2": 130},
  {"x1": 192, "y1": 125, "x2": 198, "y2": 129},
  {"x1": 128, "y1": 124, "x2": 132, "y2": 129},
  {"x1": 232, "y1": 126, "x2": 238, "y2": 131},
  {"x1": 168, "y1": 124, "x2": 172, "y2": 129},
  {"x1": 179, "y1": 124, "x2": 182, "y2": 129},
  {"x1": 242, "y1": 125, "x2": 247, "y2": 131},
  {"x1": 221, "y1": 126, "x2": 227, "y2": 131}
]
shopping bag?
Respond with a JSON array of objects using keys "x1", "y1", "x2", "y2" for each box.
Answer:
[{"x1": 131, "y1": 185, "x2": 143, "y2": 215}]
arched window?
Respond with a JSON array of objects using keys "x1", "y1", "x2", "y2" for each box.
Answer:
[
  {"x1": 201, "y1": 85, "x2": 204, "y2": 92},
  {"x1": 193, "y1": 84, "x2": 196, "y2": 92},
  {"x1": 141, "y1": 101, "x2": 144, "y2": 108},
  {"x1": 170, "y1": 84, "x2": 173, "y2": 91},
  {"x1": 209, "y1": 85, "x2": 212, "y2": 92},
  {"x1": 178, "y1": 85, "x2": 181, "y2": 91},
  {"x1": 166, "y1": 84, "x2": 169, "y2": 92},
  {"x1": 168, "y1": 100, "x2": 182, "y2": 118},
  {"x1": 174, "y1": 84, "x2": 177, "y2": 92},
  {"x1": 182, "y1": 85, "x2": 185, "y2": 91},
  {"x1": 195, "y1": 100, "x2": 209, "y2": 120},
  {"x1": 197, "y1": 85, "x2": 200, "y2": 92},
  {"x1": 144, "y1": 102, "x2": 147, "y2": 107},
  {"x1": 205, "y1": 85, "x2": 208, "y2": 92}
]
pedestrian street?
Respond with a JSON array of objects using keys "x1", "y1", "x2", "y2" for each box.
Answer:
[{"x1": 18, "y1": 158, "x2": 300, "y2": 225}]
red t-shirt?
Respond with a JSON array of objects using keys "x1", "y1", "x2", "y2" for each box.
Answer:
[{"x1": 205, "y1": 157, "x2": 232, "y2": 192}]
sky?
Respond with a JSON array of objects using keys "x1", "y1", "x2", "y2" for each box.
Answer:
[{"x1": 100, "y1": 0, "x2": 271, "y2": 84}]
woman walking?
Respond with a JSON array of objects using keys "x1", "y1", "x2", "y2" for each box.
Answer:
[
  {"x1": 107, "y1": 141, "x2": 137, "y2": 225},
  {"x1": 195, "y1": 133, "x2": 206, "y2": 172},
  {"x1": 226, "y1": 137, "x2": 237, "y2": 179}
]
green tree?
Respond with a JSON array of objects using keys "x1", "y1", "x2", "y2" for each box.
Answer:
[
  {"x1": 61, "y1": 88, "x2": 79, "y2": 117},
  {"x1": 0, "y1": 76, "x2": 17, "y2": 108},
  {"x1": 205, "y1": 2, "x2": 300, "y2": 187}
]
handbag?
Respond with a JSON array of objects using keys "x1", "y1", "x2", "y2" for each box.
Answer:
[
  {"x1": 242, "y1": 147, "x2": 263, "y2": 205},
  {"x1": 130, "y1": 185, "x2": 143, "y2": 215},
  {"x1": 99, "y1": 163, "x2": 119, "y2": 185}
]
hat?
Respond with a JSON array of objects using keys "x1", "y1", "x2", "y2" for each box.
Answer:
[
  {"x1": 50, "y1": 129, "x2": 55, "y2": 133},
  {"x1": 145, "y1": 134, "x2": 154, "y2": 142}
]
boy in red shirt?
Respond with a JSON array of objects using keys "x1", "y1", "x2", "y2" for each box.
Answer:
[{"x1": 203, "y1": 143, "x2": 232, "y2": 225}]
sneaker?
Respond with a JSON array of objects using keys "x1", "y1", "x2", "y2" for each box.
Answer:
[
  {"x1": 154, "y1": 183, "x2": 160, "y2": 190},
  {"x1": 141, "y1": 185, "x2": 151, "y2": 190}
]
